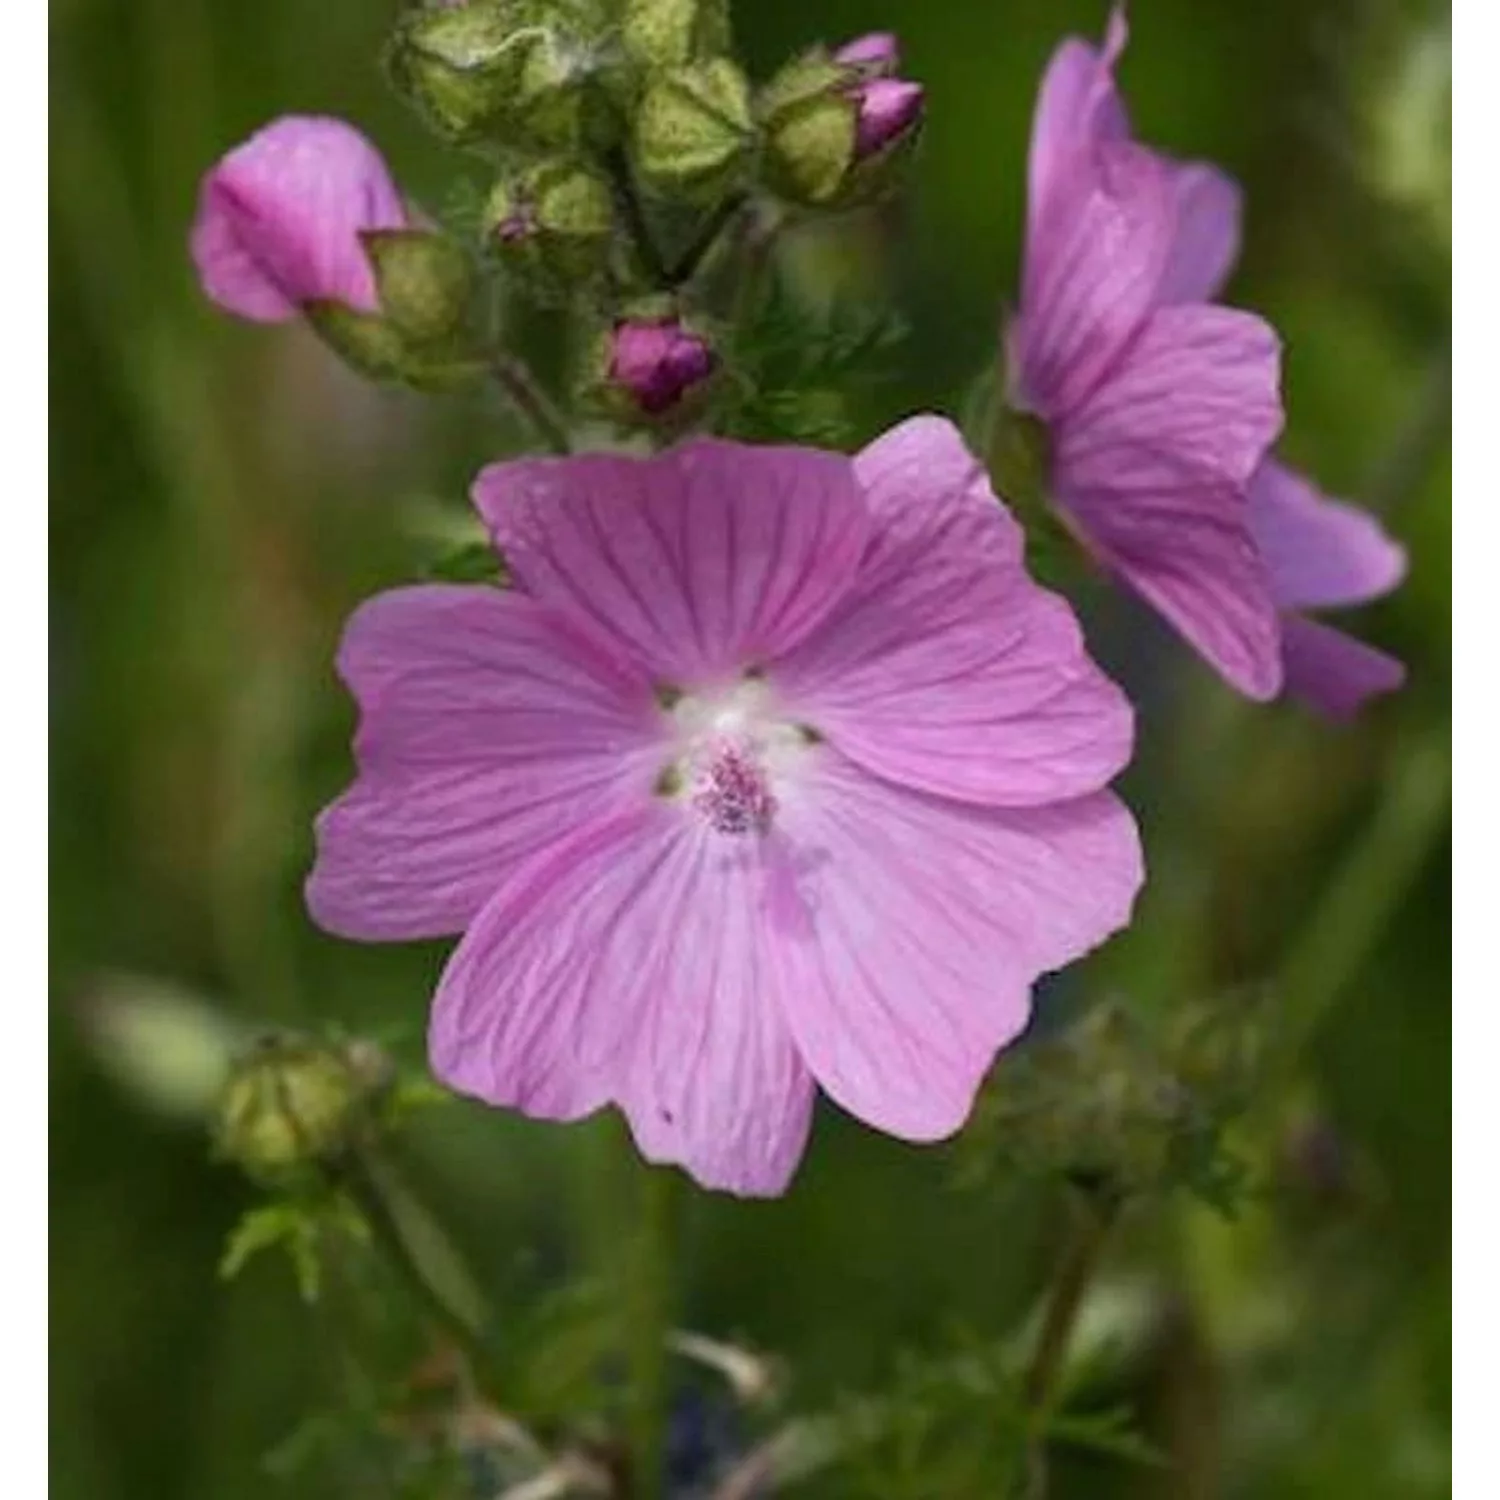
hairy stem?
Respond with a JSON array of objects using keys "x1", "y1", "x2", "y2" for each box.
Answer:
[
  {"x1": 489, "y1": 355, "x2": 572, "y2": 454},
  {"x1": 665, "y1": 193, "x2": 751, "y2": 286},
  {"x1": 605, "y1": 144, "x2": 671, "y2": 287},
  {"x1": 340, "y1": 1146, "x2": 499, "y2": 1402},
  {"x1": 1019, "y1": 1187, "x2": 1122, "y2": 1498}
]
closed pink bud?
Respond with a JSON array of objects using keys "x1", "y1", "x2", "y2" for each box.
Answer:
[
  {"x1": 851, "y1": 77, "x2": 925, "y2": 160},
  {"x1": 191, "y1": 116, "x2": 409, "y2": 321},
  {"x1": 609, "y1": 319, "x2": 716, "y2": 414},
  {"x1": 833, "y1": 31, "x2": 900, "y2": 71}
]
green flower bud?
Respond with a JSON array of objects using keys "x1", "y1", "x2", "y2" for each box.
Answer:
[
  {"x1": 388, "y1": 0, "x2": 602, "y2": 149},
  {"x1": 759, "y1": 40, "x2": 925, "y2": 210},
  {"x1": 633, "y1": 58, "x2": 754, "y2": 201},
  {"x1": 215, "y1": 1037, "x2": 367, "y2": 1185},
  {"x1": 964, "y1": 998, "x2": 1252, "y2": 1210},
  {"x1": 485, "y1": 159, "x2": 615, "y2": 298},
  {"x1": 620, "y1": 0, "x2": 731, "y2": 70}
]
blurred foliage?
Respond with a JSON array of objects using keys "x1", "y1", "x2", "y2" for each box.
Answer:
[{"x1": 51, "y1": 0, "x2": 1449, "y2": 1496}]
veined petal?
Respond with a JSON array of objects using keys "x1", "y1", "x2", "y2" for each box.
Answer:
[
  {"x1": 773, "y1": 417, "x2": 1134, "y2": 806},
  {"x1": 1249, "y1": 460, "x2": 1408, "y2": 611},
  {"x1": 429, "y1": 807, "x2": 815, "y2": 1197},
  {"x1": 307, "y1": 586, "x2": 662, "y2": 941},
  {"x1": 473, "y1": 441, "x2": 869, "y2": 686},
  {"x1": 1026, "y1": 8, "x2": 1131, "y2": 247},
  {"x1": 1280, "y1": 614, "x2": 1406, "y2": 720},
  {"x1": 1159, "y1": 163, "x2": 1243, "y2": 305},
  {"x1": 1062, "y1": 304, "x2": 1283, "y2": 489},
  {"x1": 1058, "y1": 454, "x2": 1284, "y2": 699},
  {"x1": 190, "y1": 116, "x2": 407, "y2": 320},
  {"x1": 1015, "y1": 135, "x2": 1177, "y2": 420},
  {"x1": 769, "y1": 751, "x2": 1142, "y2": 1143}
]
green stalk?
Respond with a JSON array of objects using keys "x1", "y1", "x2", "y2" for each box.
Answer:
[
  {"x1": 1018, "y1": 1187, "x2": 1121, "y2": 1499},
  {"x1": 626, "y1": 1160, "x2": 683, "y2": 1499}
]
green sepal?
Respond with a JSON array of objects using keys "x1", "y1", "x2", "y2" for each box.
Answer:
[
  {"x1": 360, "y1": 229, "x2": 474, "y2": 345},
  {"x1": 304, "y1": 301, "x2": 486, "y2": 392}
]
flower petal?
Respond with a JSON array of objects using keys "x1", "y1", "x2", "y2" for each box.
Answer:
[
  {"x1": 772, "y1": 417, "x2": 1134, "y2": 806},
  {"x1": 1249, "y1": 460, "x2": 1408, "y2": 611},
  {"x1": 1062, "y1": 304, "x2": 1283, "y2": 489},
  {"x1": 1059, "y1": 455, "x2": 1284, "y2": 699},
  {"x1": 1159, "y1": 163, "x2": 1242, "y2": 304},
  {"x1": 473, "y1": 440, "x2": 869, "y2": 686},
  {"x1": 1026, "y1": 8, "x2": 1131, "y2": 248},
  {"x1": 1280, "y1": 614, "x2": 1406, "y2": 720},
  {"x1": 190, "y1": 116, "x2": 407, "y2": 320},
  {"x1": 429, "y1": 807, "x2": 815, "y2": 1196},
  {"x1": 769, "y1": 751, "x2": 1142, "y2": 1143},
  {"x1": 307, "y1": 586, "x2": 661, "y2": 941},
  {"x1": 1015, "y1": 136, "x2": 1176, "y2": 419}
]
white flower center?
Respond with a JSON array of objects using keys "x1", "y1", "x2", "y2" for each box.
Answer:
[{"x1": 659, "y1": 676, "x2": 815, "y2": 836}]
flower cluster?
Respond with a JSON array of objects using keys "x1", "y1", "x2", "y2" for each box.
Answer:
[{"x1": 191, "y1": 2, "x2": 1407, "y2": 1197}]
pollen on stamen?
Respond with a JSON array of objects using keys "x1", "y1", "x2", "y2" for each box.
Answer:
[{"x1": 692, "y1": 739, "x2": 777, "y2": 836}]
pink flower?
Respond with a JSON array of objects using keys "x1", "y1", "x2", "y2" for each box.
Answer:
[
  {"x1": 1249, "y1": 463, "x2": 1407, "y2": 717},
  {"x1": 1009, "y1": 10, "x2": 1287, "y2": 699},
  {"x1": 1012, "y1": 8, "x2": 1406, "y2": 714},
  {"x1": 191, "y1": 116, "x2": 409, "y2": 321},
  {"x1": 306, "y1": 419, "x2": 1144, "y2": 1196}
]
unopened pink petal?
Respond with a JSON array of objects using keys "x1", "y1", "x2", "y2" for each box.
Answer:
[
  {"x1": 190, "y1": 115, "x2": 407, "y2": 320},
  {"x1": 307, "y1": 586, "x2": 662, "y2": 941},
  {"x1": 1159, "y1": 163, "x2": 1243, "y2": 304},
  {"x1": 1280, "y1": 614, "x2": 1407, "y2": 720},
  {"x1": 774, "y1": 417, "x2": 1134, "y2": 806},
  {"x1": 472, "y1": 441, "x2": 869, "y2": 686},
  {"x1": 429, "y1": 807, "x2": 815, "y2": 1197},
  {"x1": 1249, "y1": 460, "x2": 1408, "y2": 611},
  {"x1": 769, "y1": 751, "x2": 1142, "y2": 1142}
]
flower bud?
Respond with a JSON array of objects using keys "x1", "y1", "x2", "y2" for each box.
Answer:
[
  {"x1": 632, "y1": 58, "x2": 754, "y2": 201},
  {"x1": 214, "y1": 1036, "x2": 367, "y2": 1185},
  {"x1": 620, "y1": 0, "x2": 731, "y2": 70},
  {"x1": 485, "y1": 159, "x2": 615, "y2": 298},
  {"x1": 585, "y1": 309, "x2": 717, "y2": 423},
  {"x1": 759, "y1": 36, "x2": 925, "y2": 209},
  {"x1": 388, "y1": 0, "x2": 600, "y2": 150}
]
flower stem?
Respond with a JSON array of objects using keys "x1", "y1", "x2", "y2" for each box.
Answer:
[
  {"x1": 605, "y1": 143, "x2": 671, "y2": 287},
  {"x1": 1019, "y1": 1186, "x2": 1121, "y2": 1498},
  {"x1": 489, "y1": 354, "x2": 572, "y2": 454},
  {"x1": 339, "y1": 1146, "x2": 500, "y2": 1403},
  {"x1": 626, "y1": 1160, "x2": 683, "y2": 1500},
  {"x1": 665, "y1": 193, "x2": 750, "y2": 286}
]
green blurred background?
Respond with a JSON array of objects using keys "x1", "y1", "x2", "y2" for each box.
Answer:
[{"x1": 51, "y1": 1, "x2": 1450, "y2": 1496}]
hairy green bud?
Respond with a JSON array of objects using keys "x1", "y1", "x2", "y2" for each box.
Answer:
[
  {"x1": 486, "y1": 159, "x2": 616, "y2": 298},
  {"x1": 620, "y1": 0, "x2": 731, "y2": 70},
  {"x1": 388, "y1": 0, "x2": 602, "y2": 149},
  {"x1": 759, "y1": 42, "x2": 925, "y2": 210},
  {"x1": 215, "y1": 1038, "x2": 366, "y2": 1185},
  {"x1": 360, "y1": 229, "x2": 474, "y2": 345},
  {"x1": 633, "y1": 58, "x2": 754, "y2": 200}
]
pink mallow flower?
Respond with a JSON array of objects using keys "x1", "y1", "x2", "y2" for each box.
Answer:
[
  {"x1": 1011, "y1": 9, "x2": 1405, "y2": 713},
  {"x1": 306, "y1": 419, "x2": 1144, "y2": 1196},
  {"x1": 1009, "y1": 10, "x2": 1286, "y2": 699},
  {"x1": 191, "y1": 116, "x2": 408, "y2": 321}
]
